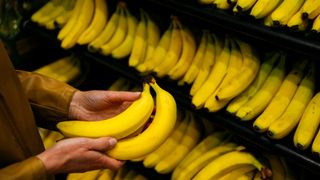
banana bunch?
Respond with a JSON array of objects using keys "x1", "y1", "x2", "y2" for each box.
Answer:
[
  {"x1": 33, "y1": 55, "x2": 82, "y2": 83},
  {"x1": 57, "y1": 78, "x2": 177, "y2": 160},
  {"x1": 262, "y1": 154, "x2": 297, "y2": 180},
  {"x1": 38, "y1": 128, "x2": 64, "y2": 149}
]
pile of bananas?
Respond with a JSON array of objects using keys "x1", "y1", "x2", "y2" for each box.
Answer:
[
  {"x1": 33, "y1": 55, "x2": 82, "y2": 83},
  {"x1": 199, "y1": 0, "x2": 320, "y2": 32}
]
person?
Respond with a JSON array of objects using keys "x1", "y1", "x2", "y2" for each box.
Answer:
[{"x1": 0, "y1": 40, "x2": 141, "y2": 179}]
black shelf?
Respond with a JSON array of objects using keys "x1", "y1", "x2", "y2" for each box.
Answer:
[{"x1": 23, "y1": 21, "x2": 320, "y2": 176}]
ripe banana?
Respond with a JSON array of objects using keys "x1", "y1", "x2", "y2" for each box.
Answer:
[
  {"x1": 264, "y1": 154, "x2": 286, "y2": 180},
  {"x1": 250, "y1": 0, "x2": 283, "y2": 19},
  {"x1": 267, "y1": 64, "x2": 315, "y2": 139},
  {"x1": 182, "y1": 31, "x2": 208, "y2": 85},
  {"x1": 189, "y1": 33, "x2": 217, "y2": 96},
  {"x1": 31, "y1": 1, "x2": 58, "y2": 23},
  {"x1": 57, "y1": 58, "x2": 82, "y2": 83},
  {"x1": 143, "y1": 111, "x2": 187, "y2": 168},
  {"x1": 106, "y1": 80, "x2": 177, "y2": 160},
  {"x1": 111, "y1": 9, "x2": 138, "y2": 59},
  {"x1": 214, "y1": 0, "x2": 232, "y2": 10},
  {"x1": 216, "y1": 39, "x2": 260, "y2": 100},
  {"x1": 287, "y1": 6, "x2": 309, "y2": 31},
  {"x1": 97, "y1": 169, "x2": 115, "y2": 180},
  {"x1": 233, "y1": 0, "x2": 258, "y2": 13},
  {"x1": 311, "y1": 14, "x2": 320, "y2": 32},
  {"x1": 43, "y1": 130, "x2": 64, "y2": 149},
  {"x1": 193, "y1": 151, "x2": 271, "y2": 180},
  {"x1": 294, "y1": 92, "x2": 320, "y2": 150},
  {"x1": 128, "y1": 11, "x2": 148, "y2": 67},
  {"x1": 100, "y1": 7, "x2": 128, "y2": 56},
  {"x1": 236, "y1": 54, "x2": 285, "y2": 121},
  {"x1": 154, "y1": 17, "x2": 183, "y2": 77},
  {"x1": 88, "y1": 5, "x2": 121, "y2": 52},
  {"x1": 36, "y1": 0, "x2": 66, "y2": 26},
  {"x1": 226, "y1": 51, "x2": 280, "y2": 114},
  {"x1": 167, "y1": 23, "x2": 197, "y2": 80},
  {"x1": 311, "y1": 129, "x2": 320, "y2": 157},
  {"x1": 155, "y1": 112, "x2": 201, "y2": 174},
  {"x1": 177, "y1": 143, "x2": 245, "y2": 180},
  {"x1": 61, "y1": 0, "x2": 95, "y2": 49},
  {"x1": 192, "y1": 36, "x2": 230, "y2": 109},
  {"x1": 301, "y1": 0, "x2": 320, "y2": 19},
  {"x1": 77, "y1": 0, "x2": 108, "y2": 45},
  {"x1": 55, "y1": 0, "x2": 76, "y2": 27},
  {"x1": 57, "y1": 83, "x2": 154, "y2": 139},
  {"x1": 270, "y1": 0, "x2": 305, "y2": 26},
  {"x1": 253, "y1": 59, "x2": 307, "y2": 133},
  {"x1": 219, "y1": 165, "x2": 256, "y2": 180},
  {"x1": 171, "y1": 131, "x2": 230, "y2": 179},
  {"x1": 204, "y1": 38, "x2": 243, "y2": 112}
]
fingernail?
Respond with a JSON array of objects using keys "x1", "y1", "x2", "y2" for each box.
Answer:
[{"x1": 109, "y1": 138, "x2": 117, "y2": 146}]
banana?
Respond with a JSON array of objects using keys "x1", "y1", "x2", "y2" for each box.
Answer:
[
  {"x1": 287, "y1": 6, "x2": 309, "y2": 31},
  {"x1": 250, "y1": 0, "x2": 283, "y2": 19},
  {"x1": 237, "y1": 170, "x2": 256, "y2": 180},
  {"x1": 219, "y1": 165, "x2": 256, "y2": 180},
  {"x1": 57, "y1": 83, "x2": 154, "y2": 139},
  {"x1": 43, "y1": 130, "x2": 64, "y2": 149},
  {"x1": 233, "y1": 0, "x2": 258, "y2": 13},
  {"x1": 264, "y1": 154, "x2": 286, "y2": 180},
  {"x1": 54, "y1": 0, "x2": 76, "y2": 27},
  {"x1": 311, "y1": 14, "x2": 320, "y2": 32},
  {"x1": 132, "y1": 174, "x2": 147, "y2": 180},
  {"x1": 267, "y1": 63, "x2": 316, "y2": 139},
  {"x1": 106, "y1": 79, "x2": 177, "y2": 160},
  {"x1": 38, "y1": 127, "x2": 50, "y2": 141},
  {"x1": 142, "y1": 111, "x2": 187, "y2": 168},
  {"x1": 182, "y1": 31, "x2": 208, "y2": 85},
  {"x1": 123, "y1": 169, "x2": 138, "y2": 179},
  {"x1": 270, "y1": 0, "x2": 305, "y2": 26},
  {"x1": 154, "y1": 17, "x2": 183, "y2": 77},
  {"x1": 235, "y1": 54, "x2": 285, "y2": 121},
  {"x1": 128, "y1": 11, "x2": 148, "y2": 67},
  {"x1": 253, "y1": 59, "x2": 307, "y2": 133},
  {"x1": 113, "y1": 166, "x2": 129, "y2": 180},
  {"x1": 97, "y1": 169, "x2": 115, "y2": 180},
  {"x1": 67, "y1": 170, "x2": 102, "y2": 180},
  {"x1": 189, "y1": 33, "x2": 217, "y2": 96},
  {"x1": 36, "y1": 0, "x2": 66, "y2": 26},
  {"x1": 192, "y1": 36, "x2": 230, "y2": 109},
  {"x1": 311, "y1": 129, "x2": 320, "y2": 157},
  {"x1": 88, "y1": 5, "x2": 121, "y2": 52},
  {"x1": 226, "y1": 51, "x2": 280, "y2": 114},
  {"x1": 177, "y1": 143, "x2": 245, "y2": 180},
  {"x1": 77, "y1": 0, "x2": 108, "y2": 45},
  {"x1": 155, "y1": 112, "x2": 201, "y2": 174},
  {"x1": 198, "y1": 0, "x2": 215, "y2": 4},
  {"x1": 193, "y1": 151, "x2": 271, "y2": 180},
  {"x1": 301, "y1": 0, "x2": 320, "y2": 19},
  {"x1": 61, "y1": 0, "x2": 95, "y2": 49},
  {"x1": 34, "y1": 56, "x2": 74, "y2": 77},
  {"x1": 294, "y1": 92, "x2": 320, "y2": 150},
  {"x1": 167, "y1": 22, "x2": 197, "y2": 80},
  {"x1": 216, "y1": 39, "x2": 260, "y2": 100},
  {"x1": 57, "y1": 59, "x2": 82, "y2": 83},
  {"x1": 100, "y1": 6, "x2": 128, "y2": 56},
  {"x1": 31, "y1": 1, "x2": 58, "y2": 23},
  {"x1": 107, "y1": 78, "x2": 128, "y2": 91},
  {"x1": 204, "y1": 38, "x2": 243, "y2": 112},
  {"x1": 111, "y1": 10, "x2": 138, "y2": 59},
  {"x1": 214, "y1": 0, "x2": 232, "y2": 10}
]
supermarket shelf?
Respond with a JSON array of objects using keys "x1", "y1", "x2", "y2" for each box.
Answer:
[
  {"x1": 135, "y1": 0, "x2": 320, "y2": 61},
  {"x1": 23, "y1": 21, "x2": 320, "y2": 175}
]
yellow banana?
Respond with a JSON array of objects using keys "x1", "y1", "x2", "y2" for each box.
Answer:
[
  {"x1": 111, "y1": 9, "x2": 138, "y2": 59},
  {"x1": 172, "y1": 130, "x2": 230, "y2": 180},
  {"x1": 128, "y1": 11, "x2": 148, "y2": 67},
  {"x1": 57, "y1": 83, "x2": 154, "y2": 139},
  {"x1": 264, "y1": 154, "x2": 286, "y2": 180},
  {"x1": 177, "y1": 143, "x2": 245, "y2": 180},
  {"x1": 311, "y1": 129, "x2": 320, "y2": 157},
  {"x1": 88, "y1": 5, "x2": 121, "y2": 52},
  {"x1": 250, "y1": 0, "x2": 283, "y2": 19},
  {"x1": 31, "y1": 1, "x2": 58, "y2": 23},
  {"x1": 233, "y1": 0, "x2": 258, "y2": 13},
  {"x1": 270, "y1": 0, "x2": 305, "y2": 26},
  {"x1": 219, "y1": 165, "x2": 256, "y2": 180},
  {"x1": 311, "y1": 14, "x2": 320, "y2": 32},
  {"x1": 193, "y1": 151, "x2": 271, "y2": 180},
  {"x1": 253, "y1": 59, "x2": 307, "y2": 133},
  {"x1": 216, "y1": 39, "x2": 260, "y2": 100},
  {"x1": 204, "y1": 38, "x2": 243, "y2": 112},
  {"x1": 54, "y1": 0, "x2": 76, "y2": 27},
  {"x1": 38, "y1": 127, "x2": 50, "y2": 141},
  {"x1": 97, "y1": 169, "x2": 114, "y2": 180},
  {"x1": 182, "y1": 31, "x2": 208, "y2": 85},
  {"x1": 167, "y1": 23, "x2": 197, "y2": 80},
  {"x1": 77, "y1": 0, "x2": 108, "y2": 45},
  {"x1": 106, "y1": 80, "x2": 177, "y2": 160},
  {"x1": 61, "y1": 0, "x2": 95, "y2": 49},
  {"x1": 267, "y1": 63, "x2": 315, "y2": 139},
  {"x1": 136, "y1": 24, "x2": 172, "y2": 72},
  {"x1": 132, "y1": 174, "x2": 147, "y2": 180},
  {"x1": 214, "y1": 0, "x2": 232, "y2": 10},
  {"x1": 100, "y1": 7, "x2": 128, "y2": 56},
  {"x1": 294, "y1": 92, "x2": 320, "y2": 150},
  {"x1": 43, "y1": 130, "x2": 64, "y2": 149},
  {"x1": 236, "y1": 54, "x2": 285, "y2": 121},
  {"x1": 56, "y1": 58, "x2": 82, "y2": 83},
  {"x1": 192, "y1": 36, "x2": 230, "y2": 109},
  {"x1": 155, "y1": 112, "x2": 201, "y2": 174},
  {"x1": 154, "y1": 17, "x2": 183, "y2": 77},
  {"x1": 237, "y1": 170, "x2": 256, "y2": 180},
  {"x1": 189, "y1": 32, "x2": 217, "y2": 96},
  {"x1": 33, "y1": 56, "x2": 74, "y2": 78},
  {"x1": 287, "y1": 6, "x2": 309, "y2": 31},
  {"x1": 301, "y1": 0, "x2": 320, "y2": 19},
  {"x1": 36, "y1": 0, "x2": 66, "y2": 26}
]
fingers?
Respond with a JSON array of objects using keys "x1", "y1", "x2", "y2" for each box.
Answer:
[
  {"x1": 99, "y1": 156, "x2": 125, "y2": 170},
  {"x1": 107, "y1": 91, "x2": 141, "y2": 103},
  {"x1": 87, "y1": 137, "x2": 117, "y2": 151}
]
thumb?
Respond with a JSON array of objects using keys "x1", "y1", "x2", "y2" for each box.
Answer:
[
  {"x1": 108, "y1": 91, "x2": 141, "y2": 103},
  {"x1": 88, "y1": 137, "x2": 117, "y2": 151}
]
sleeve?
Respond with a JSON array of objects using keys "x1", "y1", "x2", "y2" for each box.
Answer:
[
  {"x1": 0, "y1": 157, "x2": 52, "y2": 180},
  {"x1": 16, "y1": 70, "x2": 77, "y2": 129}
]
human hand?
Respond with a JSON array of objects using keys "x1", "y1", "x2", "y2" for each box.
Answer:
[
  {"x1": 36, "y1": 137, "x2": 124, "y2": 174},
  {"x1": 68, "y1": 90, "x2": 141, "y2": 120}
]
